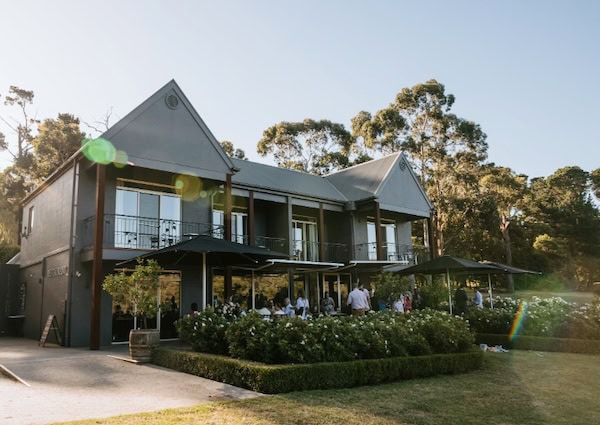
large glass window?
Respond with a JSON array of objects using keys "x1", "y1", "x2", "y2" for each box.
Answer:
[
  {"x1": 212, "y1": 210, "x2": 247, "y2": 243},
  {"x1": 367, "y1": 220, "x2": 397, "y2": 260},
  {"x1": 292, "y1": 218, "x2": 318, "y2": 261},
  {"x1": 115, "y1": 181, "x2": 181, "y2": 249}
]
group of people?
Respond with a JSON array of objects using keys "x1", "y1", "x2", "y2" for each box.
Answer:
[{"x1": 454, "y1": 284, "x2": 484, "y2": 315}]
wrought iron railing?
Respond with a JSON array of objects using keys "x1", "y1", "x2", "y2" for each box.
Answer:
[
  {"x1": 353, "y1": 242, "x2": 429, "y2": 265},
  {"x1": 82, "y1": 214, "x2": 223, "y2": 250}
]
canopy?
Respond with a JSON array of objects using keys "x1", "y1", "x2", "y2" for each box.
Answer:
[
  {"x1": 478, "y1": 260, "x2": 540, "y2": 308},
  {"x1": 117, "y1": 235, "x2": 289, "y2": 308},
  {"x1": 397, "y1": 255, "x2": 500, "y2": 315}
]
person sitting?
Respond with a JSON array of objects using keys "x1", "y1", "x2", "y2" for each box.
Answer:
[
  {"x1": 283, "y1": 297, "x2": 295, "y2": 317},
  {"x1": 320, "y1": 291, "x2": 335, "y2": 315}
]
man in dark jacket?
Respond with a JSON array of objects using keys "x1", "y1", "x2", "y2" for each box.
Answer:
[{"x1": 454, "y1": 283, "x2": 469, "y2": 315}]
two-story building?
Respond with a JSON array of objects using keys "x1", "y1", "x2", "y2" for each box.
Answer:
[{"x1": 16, "y1": 80, "x2": 433, "y2": 348}]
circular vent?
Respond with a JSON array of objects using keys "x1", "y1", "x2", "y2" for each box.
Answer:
[
  {"x1": 165, "y1": 94, "x2": 179, "y2": 109},
  {"x1": 399, "y1": 161, "x2": 407, "y2": 171}
]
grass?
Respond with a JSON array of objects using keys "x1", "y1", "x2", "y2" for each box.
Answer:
[
  {"x1": 503, "y1": 289, "x2": 595, "y2": 304},
  {"x1": 53, "y1": 350, "x2": 600, "y2": 425}
]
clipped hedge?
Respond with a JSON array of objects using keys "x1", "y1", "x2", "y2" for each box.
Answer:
[
  {"x1": 152, "y1": 347, "x2": 484, "y2": 394},
  {"x1": 475, "y1": 333, "x2": 600, "y2": 355}
]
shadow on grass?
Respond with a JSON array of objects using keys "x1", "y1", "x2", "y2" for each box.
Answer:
[{"x1": 211, "y1": 353, "x2": 549, "y2": 425}]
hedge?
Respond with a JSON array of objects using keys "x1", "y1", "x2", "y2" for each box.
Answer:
[
  {"x1": 475, "y1": 333, "x2": 600, "y2": 355},
  {"x1": 152, "y1": 347, "x2": 484, "y2": 394}
]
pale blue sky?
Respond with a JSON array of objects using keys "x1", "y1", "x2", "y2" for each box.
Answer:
[{"x1": 1, "y1": 0, "x2": 598, "y2": 178}]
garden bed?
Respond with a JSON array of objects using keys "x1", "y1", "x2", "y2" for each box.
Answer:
[{"x1": 152, "y1": 347, "x2": 484, "y2": 394}]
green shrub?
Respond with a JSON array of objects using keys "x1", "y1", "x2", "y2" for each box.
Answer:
[
  {"x1": 418, "y1": 282, "x2": 448, "y2": 310},
  {"x1": 152, "y1": 347, "x2": 484, "y2": 394}
]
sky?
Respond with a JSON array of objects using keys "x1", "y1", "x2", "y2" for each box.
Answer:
[{"x1": 0, "y1": 0, "x2": 599, "y2": 179}]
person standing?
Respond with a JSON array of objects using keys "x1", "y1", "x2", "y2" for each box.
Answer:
[
  {"x1": 392, "y1": 294, "x2": 405, "y2": 313},
  {"x1": 295, "y1": 289, "x2": 309, "y2": 320},
  {"x1": 473, "y1": 287, "x2": 483, "y2": 308},
  {"x1": 360, "y1": 283, "x2": 372, "y2": 311},
  {"x1": 347, "y1": 283, "x2": 369, "y2": 316},
  {"x1": 454, "y1": 284, "x2": 469, "y2": 315}
]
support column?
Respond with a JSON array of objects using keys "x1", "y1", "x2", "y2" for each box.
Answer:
[
  {"x1": 374, "y1": 201, "x2": 383, "y2": 261},
  {"x1": 287, "y1": 196, "x2": 294, "y2": 257},
  {"x1": 248, "y1": 191, "x2": 255, "y2": 246},
  {"x1": 90, "y1": 164, "x2": 105, "y2": 350},
  {"x1": 318, "y1": 203, "x2": 325, "y2": 261},
  {"x1": 224, "y1": 174, "x2": 233, "y2": 300}
]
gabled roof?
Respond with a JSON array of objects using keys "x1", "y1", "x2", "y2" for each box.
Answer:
[
  {"x1": 325, "y1": 153, "x2": 433, "y2": 216},
  {"x1": 325, "y1": 153, "x2": 402, "y2": 201},
  {"x1": 231, "y1": 158, "x2": 348, "y2": 202},
  {"x1": 102, "y1": 80, "x2": 235, "y2": 180}
]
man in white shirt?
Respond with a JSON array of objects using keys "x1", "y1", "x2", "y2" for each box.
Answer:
[
  {"x1": 347, "y1": 283, "x2": 369, "y2": 316},
  {"x1": 473, "y1": 288, "x2": 483, "y2": 308}
]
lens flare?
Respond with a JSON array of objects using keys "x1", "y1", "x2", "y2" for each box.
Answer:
[
  {"x1": 509, "y1": 300, "x2": 528, "y2": 343},
  {"x1": 82, "y1": 138, "x2": 116, "y2": 165},
  {"x1": 173, "y1": 174, "x2": 203, "y2": 202},
  {"x1": 113, "y1": 150, "x2": 129, "y2": 168}
]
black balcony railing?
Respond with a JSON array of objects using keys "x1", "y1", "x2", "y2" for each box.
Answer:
[
  {"x1": 82, "y1": 214, "x2": 223, "y2": 250},
  {"x1": 353, "y1": 242, "x2": 429, "y2": 265}
]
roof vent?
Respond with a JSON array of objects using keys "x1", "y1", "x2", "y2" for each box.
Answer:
[{"x1": 165, "y1": 94, "x2": 179, "y2": 109}]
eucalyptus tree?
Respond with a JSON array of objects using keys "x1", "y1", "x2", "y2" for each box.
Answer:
[
  {"x1": 479, "y1": 166, "x2": 529, "y2": 291},
  {"x1": 524, "y1": 167, "x2": 600, "y2": 287},
  {"x1": 257, "y1": 119, "x2": 366, "y2": 175},
  {"x1": 220, "y1": 140, "x2": 247, "y2": 160},
  {"x1": 30, "y1": 113, "x2": 86, "y2": 182},
  {"x1": 352, "y1": 80, "x2": 488, "y2": 255}
]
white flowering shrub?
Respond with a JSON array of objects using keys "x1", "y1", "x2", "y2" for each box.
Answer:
[
  {"x1": 223, "y1": 310, "x2": 472, "y2": 364},
  {"x1": 176, "y1": 308, "x2": 229, "y2": 354},
  {"x1": 467, "y1": 296, "x2": 600, "y2": 340}
]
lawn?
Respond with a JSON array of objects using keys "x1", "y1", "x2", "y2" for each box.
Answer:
[
  {"x1": 509, "y1": 289, "x2": 594, "y2": 304},
  {"x1": 54, "y1": 350, "x2": 599, "y2": 425}
]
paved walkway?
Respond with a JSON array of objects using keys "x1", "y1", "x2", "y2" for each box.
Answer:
[{"x1": 0, "y1": 338, "x2": 261, "y2": 425}]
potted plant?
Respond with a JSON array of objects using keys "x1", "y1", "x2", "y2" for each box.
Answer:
[{"x1": 103, "y1": 259, "x2": 162, "y2": 362}]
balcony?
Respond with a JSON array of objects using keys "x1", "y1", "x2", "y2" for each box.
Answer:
[
  {"x1": 291, "y1": 240, "x2": 349, "y2": 263},
  {"x1": 82, "y1": 214, "x2": 223, "y2": 250},
  {"x1": 353, "y1": 242, "x2": 430, "y2": 265}
]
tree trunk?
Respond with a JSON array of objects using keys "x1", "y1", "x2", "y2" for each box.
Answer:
[{"x1": 501, "y1": 218, "x2": 515, "y2": 293}]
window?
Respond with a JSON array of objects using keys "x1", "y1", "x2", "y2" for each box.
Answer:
[
  {"x1": 212, "y1": 210, "x2": 248, "y2": 244},
  {"x1": 115, "y1": 180, "x2": 181, "y2": 249},
  {"x1": 292, "y1": 217, "x2": 318, "y2": 261},
  {"x1": 26, "y1": 206, "x2": 34, "y2": 235},
  {"x1": 367, "y1": 219, "x2": 397, "y2": 260}
]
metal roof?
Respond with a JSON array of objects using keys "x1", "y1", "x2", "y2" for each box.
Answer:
[
  {"x1": 231, "y1": 158, "x2": 348, "y2": 202},
  {"x1": 324, "y1": 153, "x2": 402, "y2": 201}
]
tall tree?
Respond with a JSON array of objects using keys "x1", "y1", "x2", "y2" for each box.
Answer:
[
  {"x1": 352, "y1": 80, "x2": 488, "y2": 255},
  {"x1": 524, "y1": 167, "x2": 600, "y2": 287},
  {"x1": 479, "y1": 166, "x2": 528, "y2": 291},
  {"x1": 0, "y1": 86, "x2": 38, "y2": 244},
  {"x1": 257, "y1": 119, "x2": 364, "y2": 175},
  {"x1": 30, "y1": 113, "x2": 86, "y2": 181},
  {"x1": 220, "y1": 140, "x2": 247, "y2": 160}
]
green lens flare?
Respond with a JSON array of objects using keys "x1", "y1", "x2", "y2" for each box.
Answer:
[{"x1": 82, "y1": 138, "x2": 116, "y2": 165}]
